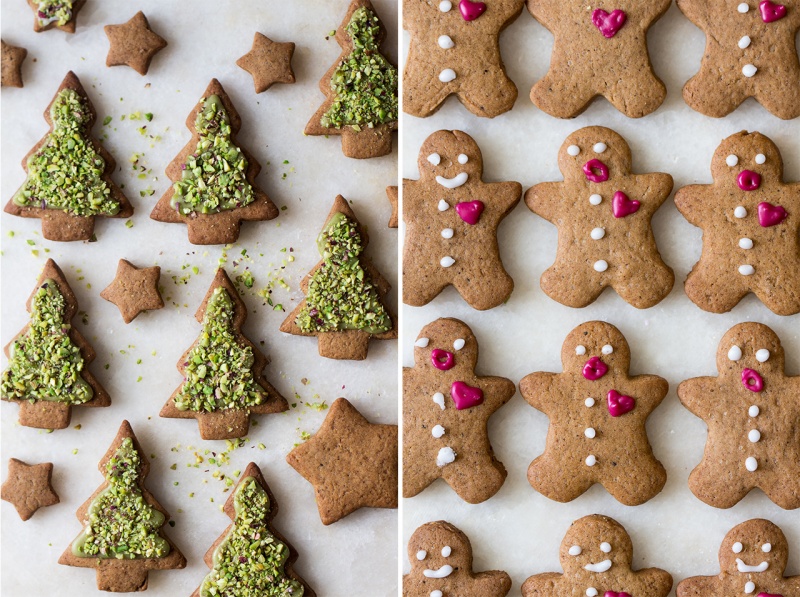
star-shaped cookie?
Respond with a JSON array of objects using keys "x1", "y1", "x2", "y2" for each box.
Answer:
[
  {"x1": 27, "y1": 0, "x2": 86, "y2": 33},
  {"x1": 1, "y1": 458, "x2": 59, "y2": 520},
  {"x1": 286, "y1": 397, "x2": 398, "y2": 525},
  {"x1": 100, "y1": 259, "x2": 164, "y2": 324},
  {"x1": 237, "y1": 33, "x2": 295, "y2": 93},
  {"x1": 2, "y1": 40, "x2": 27, "y2": 88},
  {"x1": 104, "y1": 11, "x2": 167, "y2": 76}
]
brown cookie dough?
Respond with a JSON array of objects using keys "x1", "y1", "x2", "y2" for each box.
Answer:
[
  {"x1": 104, "y1": 11, "x2": 167, "y2": 76},
  {"x1": 27, "y1": 0, "x2": 86, "y2": 33},
  {"x1": 237, "y1": 32, "x2": 296, "y2": 93},
  {"x1": 100, "y1": 259, "x2": 164, "y2": 324},
  {"x1": 1, "y1": 40, "x2": 27, "y2": 88},
  {"x1": 1, "y1": 458, "x2": 59, "y2": 521},
  {"x1": 387, "y1": 185, "x2": 398, "y2": 228}
]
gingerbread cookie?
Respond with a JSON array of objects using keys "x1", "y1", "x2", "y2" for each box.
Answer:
[
  {"x1": 529, "y1": 0, "x2": 670, "y2": 118},
  {"x1": 527, "y1": 126, "x2": 674, "y2": 309},
  {"x1": 387, "y1": 185, "x2": 398, "y2": 228},
  {"x1": 100, "y1": 259, "x2": 164, "y2": 324},
  {"x1": 59, "y1": 421, "x2": 185, "y2": 592},
  {"x1": 286, "y1": 397, "x2": 398, "y2": 525},
  {"x1": 280, "y1": 195, "x2": 397, "y2": 361},
  {"x1": 676, "y1": 131, "x2": 800, "y2": 315},
  {"x1": 305, "y1": 0, "x2": 398, "y2": 159},
  {"x1": 1, "y1": 259, "x2": 109, "y2": 430},
  {"x1": 403, "y1": 0, "x2": 524, "y2": 118},
  {"x1": 678, "y1": 519, "x2": 800, "y2": 597},
  {"x1": 404, "y1": 318, "x2": 515, "y2": 504},
  {"x1": 403, "y1": 130, "x2": 521, "y2": 310},
  {"x1": 237, "y1": 33, "x2": 296, "y2": 93},
  {"x1": 191, "y1": 463, "x2": 315, "y2": 597},
  {"x1": 678, "y1": 322, "x2": 800, "y2": 509},
  {"x1": 5, "y1": 71, "x2": 134, "y2": 242},
  {"x1": 679, "y1": 0, "x2": 800, "y2": 119},
  {"x1": 1, "y1": 40, "x2": 27, "y2": 87},
  {"x1": 150, "y1": 79, "x2": 279, "y2": 245},
  {"x1": 27, "y1": 0, "x2": 86, "y2": 33},
  {"x1": 520, "y1": 321, "x2": 668, "y2": 505},
  {"x1": 1, "y1": 458, "x2": 59, "y2": 521},
  {"x1": 404, "y1": 521, "x2": 512, "y2": 597},
  {"x1": 522, "y1": 514, "x2": 673, "y2": 597},
  {"x1": 160, "y1": 268, "x2": 288, "y2": 440},
  {"x1": 104, "y1": 11, "x2": 167, "y2": 76}
]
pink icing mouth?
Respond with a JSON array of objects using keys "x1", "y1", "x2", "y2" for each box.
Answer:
[
  {"x1": 759, "y1": 0, "x2": 787, "y2": 22},
  {"x1": 741, "y1": 368, "x2": 764, "y2": 392},
  {"x1": 738, "y1": 170, "x2": 762, "y2": 191},
  {"x1": 431, "y1": 349, "x2": 455, "y2": 371},
  {"x1": 583, "y1": 159, "x2": 609, "y2": 183},
  {"x1": 607, "y1": 389, "x2": 635, "y2": 416},
  {"x1": 758, "y1": 202, "x2": 788, "y2": 227},
  {"x1": 612, "y1": 191, "x2": 640, "y2": 218},
  {"x1": 604, "y1": 593, "x2": 632, "y2": 597},
  {"x1": 592, "y1": 9, "x2": 627, "y2": 38},
  {"x1": 459, "y1": 0, "x2": 486, "y2": 20},
  {"x1": 450, "y1": 381, "x2": 485, "y2": 410},
  {"x1": 756, "y1": 593, "x2": 784, "y2": 597},
  {"x1": 455, "y1": 201, "x2": 485, "y2": 225},
  {"x1": 583, "y1": 356, "x2": 609, "y2": 381}
]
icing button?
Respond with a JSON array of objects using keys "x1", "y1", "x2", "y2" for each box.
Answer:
[
  {"x1": 439, "y1": 68, "x2": 457, "y2": 83},
  {"x1": 748, "y1": 429, "x2": 761, "y2": 443},
  {"x1": 749, "y1": 405, "x2": 760, "y2": 417},
  {"x1": 439, "y1": 0, "x2": 452, "y2": 11},
  {"x1": 734, "y1": 206, "x2": 747, "y2": 218},
  {"x1": 438, "y1": 35, "x2": 454, "y2": 49},
  {"x1": 742, "y1": 64, "x2": 757, "y2": 77},
  {"x1": 738, "y1": 2, "x2": 749, "y2": 12},
  {"x1": 738, "y1": 264, "x2": 755, "y2": 276},
  {"x1": 441, "y1": 256, "x2": 456, "y2": 268},
  {"x1": 585, "y1": 397, "x2": 595, "y2": 407},
  {"x1": 745, "y1": 456, "x2": 758, "y2": 472},
  {"x1": 593, "y1": 260, "x2": 609, "y2": 272},
  {"x1": 739, "y1": 238, "x2": 754, "y2": 249},
  {"x1": 585, "y1": 427, "x2": 596, "y2": 439},
  {"x1": 739, "y1": 35, "x2": 751, "y2": 49},
  {"x1": 585, "y1": 455, "x2": 597, "y2": 466},
  {"x1": 441, "y1": 228, "x2": 454, "y2": 239},
  {"x1": 589, "y1": 194, "x2": 603, "y2": 205},
  {"x1": 438, "y1": 199, "x2": 450, "y2": 212}
]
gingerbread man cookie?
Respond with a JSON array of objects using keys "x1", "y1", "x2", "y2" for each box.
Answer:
[
  {"x1": 403, "y1": 130, "x2": 521, "y2": 310},
  {"x1": 404, "y1": 521, "x2": 512, "y2": 597},
  {"x1": 403, "y1": 0, "x2": 524, "y2": 118},
  {"x1": 404, "y1": 318, "x2": 515, "y2": 504},
  {"x1": 527, "y1": 126, "x2": 674, "y2": 309},
  {"x1": 679, "y1": 0, "x2": 800, "y2": 119},
  {"x1": 678, "y1": 519, "x2": 800, "y2": 597},
  {"x1": 676, "y1": 131, "x2": 800, "y2": 315},
  {"x1": 520, "y1": 321, "x2": 668, "y2": 505},
  {"x1": 678, "y1": 322, "x2": 800, "y2": 510},
  {"x1": 522, "y1": 514, "x2": 673, "y2": 597},
  {"x1": 528, "y1": 0, "x2": 670, "y2": 118}
]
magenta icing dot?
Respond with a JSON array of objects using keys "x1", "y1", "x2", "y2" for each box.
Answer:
[
  {"x1": 592, "y1": 9, "x2": 627, "y2": 38},
  {"x1": 431, "y1": 348, "x2": 455, "y2": 371},
  {"x1": 582, "y1": 356, "x2": 609, "y2": 381},
  {"x1": 612, "y1": 191, "x2": 640, "y2": 218},
  {"x1": 450, "y1": 381, "x2": 485, "y2": 410},
  {"x1": 459, "y1": 0, "x2": 486, "y2": 21},
  {"x1": 759, "y1": 0, "x2": 787, "y2": 22},
  {"x1": 454, "y1": 201, "x2": 485, "y2": 225},
  {"x1": 757, "y1": 201, "x2": 788, "y2": 227},
  {"x1": 607, "y1": 389, "x2": 636, "y2": 417},
  {"x1": 741, "y1": 368, "x2": 764, "y2": 392},
  {"x1": 583, "y1": 159, "x2": 609, "y2": 183},
  {"x1": 737, "y1": 170, "x2": 762, "y2": 191}
]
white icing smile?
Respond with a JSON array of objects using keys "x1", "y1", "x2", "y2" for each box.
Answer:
[
  {"x1": 584, "y1": 560, "x2": 612, "y2": 573},
  {"x1": 423, "y1": 565, "x2": 453, "y2": 578},
  {"x1": 436, "y1": 172, "x2": 468, "y2": 189},
  {"x1": 736, "y1": 558, "x2": 768, "y2": 573}
]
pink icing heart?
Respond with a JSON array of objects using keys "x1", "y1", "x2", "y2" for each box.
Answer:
[
  {"x1": 612, "y1": 191, "x2": 640, "y2": 218},
  {"x1": 607, "y1": 389, "x2": 636, "y2": 417},
  {"x1": 583, "y1": 356, "x2": 609, "y2": 381},
  {"x1": 431, "y1": 349, "x2": 455, "y2": 371},
  {"x1": 756, "y1": 593, "x2": 784, "y2": 597},
  {"x1": 604, "y1": 592, "x2": 632, "y2": 597},
  {"x1": 455, "y1": 201, "x2": 485, "y2": 225},
  {"x1": 592, "y1": 9, "x2": 627, "y2": 38},
  {"x1": 741, "y1": 368, "x2": 764, "y2": 392},
  {"x1": 758, "y1": 201, "x2": 788, "y2": 227},
  {"x1": 583, "y1": 159, "x2": 609, "y2": 183},
  {"x1": 738, "y1": 170, "x2": 762, "y2": 191},
  {"x1": 450, "y1": 381, "x2": 485, "y2": 410},
  {"x1": 760, "y1": 0, "x2": 787, "y2": 22},
  {"x1": 459, "y1": 0, "x2": 486, "y2": 21}
]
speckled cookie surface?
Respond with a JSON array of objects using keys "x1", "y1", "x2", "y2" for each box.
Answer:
[
  {"x1": 1, "y1": 458, "x2": 59, "y2": 521},
  {"x1": 100, "y1": 259, "x2": 164, "y2": 324},
  {"x1": 1, "y1": 40, "x2": 27, "y2": 87},
  {"x1": 104, "y1": 11, "x2": 167, "y2": 76}
]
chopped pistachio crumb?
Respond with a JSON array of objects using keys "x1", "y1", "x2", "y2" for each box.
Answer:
[
  {"x1": 125, "y1": 220, "x2": 134, "y2": 228},
  {"x1": 102, "y1": 116, "x2": 112, "y2": 126},
  {"x1": 34, "y1": 0, "x2": 74, "y2": 27}
]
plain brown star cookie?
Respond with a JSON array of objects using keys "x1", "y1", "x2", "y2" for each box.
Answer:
[
  {"x1": 1, "y1": 40, "x2": 27, "y2": 88},
  {"x1": 286, "y1": 397, "x2": 398, "y2": 525},
  {"x1": 27, "y1": 0, "x2": 86, "y2": 33},
  {"x1": 100, "y1": 259, "x2": 164, "y2": 324},
  {"x1": 1, "y1": 458, "x2": 59, "y2": 521},
  {"x1": 104, "y1": 11, "x2": 167, "y2": 75},
  {"x1": 237, "y1": 33, "x2": 295, "y2": 93}
]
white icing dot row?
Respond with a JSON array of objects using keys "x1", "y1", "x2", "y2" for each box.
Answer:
[{"x1": 728, "y1": 346, "x2": 770, "y2": 362}]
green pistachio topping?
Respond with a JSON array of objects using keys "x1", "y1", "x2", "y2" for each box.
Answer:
[
  {"x1": 297, "y1": 212, "x2": 391, "y2": 334},
  {"x1": 1, "y1": 279, "x2": 93, "y2": 405},
  {"x1": 321, "y1": 7, "x2": 398, "y2": 130},
  {"x1": 200, "y1": 477, "x2": 303, "y2": 597},
  {"x1": 72, "y1": 438, "x2": 170, "y2": 560},
  {"x1": 174, "y1": 287, "x2": 265, "y2": 413},
  {"x1": 171, "y1": 95, "x2": 255, "y2": 216},
  {"x1": 13, "y1": 89, "x2": 119, "y2": 217},
  {"x1": 34, "y1": 0, "x2": 74, "y2": 26}
]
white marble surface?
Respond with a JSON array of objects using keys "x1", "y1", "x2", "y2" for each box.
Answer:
[
  {"x1": 1, "y1": 1, "x2": 398, "y2": 595},
  {"x1": 401, "y1": 3, "x2": 800, "y2": 595}
]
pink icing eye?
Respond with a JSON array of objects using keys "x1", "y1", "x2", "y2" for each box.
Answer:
[{"x1": 431, "y1": 349, "x2": 455, "y2": 371}]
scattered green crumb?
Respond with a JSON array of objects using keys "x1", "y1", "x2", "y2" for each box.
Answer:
[{"x1": 125, "y1": 220, "x2": 134, "y2": 228}]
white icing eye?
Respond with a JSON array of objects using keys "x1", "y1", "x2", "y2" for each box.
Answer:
[
  {"x1": 576, "y1": 345, "x2": 587, "y2": 356},
  {"x1": 417, "y1": 550, "x2": 427, "y2": 560},
  {"x1": 439, "y1": 0, "x2": 452, "y2": 11},
  {"x1": 755, "y1": 154, "x2": 766, "y2": 165},
  {"x1": 762, "y1": 543, "x2": 772, "y2": 553},
  {"x1": 569, "y1": 545, "x2": 582, "y2": 556},
  {"x1": 601, "y1": 344, "x2": 613, "y2": 355},
  {"x1": 441, "y1": 546, "x2": 452, "y2": 557},
  {"x1": 726, "y1": 155, "x2": 739, "y2": 167},
  {"x1": 415, "y1": 338, "x2": 430, "y2": 348},
  {"x1": 593, "y1": 143, "x2": 607, "y2": 153},
  {"x1": 457, "y1": 154, "x2": 468, "y2": 164},
  {"x1": 735, "y1": 206, "x2": 747, "y2": 218},
  {"x1": 755, "y1": 349, "x2": 770, "y2": 362},
  {"x1": 453, "y1": 338, "x2": 465, "y2": 351},
  {"x1": 728, "y1": 345, "x2": 743, "y2": 361},
  {"x1": 738, "y1": 2, "x2": 749, "y2": 13},
  {"x1": 428, "y1": 153, "x2": 441, "y2": 166},
  {"x1": 600, "y1": 542, "x2": 612, "y2": 553},
  {"x1": 733, "y1": 542, "x2": 743, "y2": 554},
  {"x1": 567, "y1": 145, "x2": 580, "y2": 156}
]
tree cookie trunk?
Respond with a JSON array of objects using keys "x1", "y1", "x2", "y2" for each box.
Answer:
[
  {"x1": 318, "y1": 330, "x2": 370, "y2": 360},
  {"x1": 95, "y1": 560, "x2": 150, "y2": 592},
  {"x1": 41, "y1": 211, "x2": 95, "y2": 242},
  {"x1": 341, "y1": 125, "x2": 393, "y2": 159},
  {"x1": 196, "y1": 409, "x2": 251, "y2": 440},
  {"x1": 18, "y1": 400, "x2": 71, "y2": 429}
]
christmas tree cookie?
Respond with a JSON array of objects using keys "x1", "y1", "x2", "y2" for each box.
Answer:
[
  {"x1": 1, "y1": 259, "x2": 109, "y2": 429},
  {"x1": 4, "y1": 71, "x2": 133, "y2": 241},
  {"x1": 191, "y1": 463, "x2": 314, "y2": 597},
  {"x1": 160, "y1": 268, "x2": 288, "y2": 440},
  {"x1": 280, "y1": 195, "x2": 397, "y2": 360},
  {"x1": 59, "y1": 421, "x2": 185, "y2": 592},
  {"x1": 305, "y1": 0, "x2": 398, "y2": 159},
  {"x1": 151, "y1": 79, "x2": 278, "y2": 245}
]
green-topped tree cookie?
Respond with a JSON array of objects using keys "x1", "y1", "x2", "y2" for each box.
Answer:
[
  {"x1": 281, "y1": 195, "x2": 396, "y2": 360},
  {"x1": 4, "y1": 71, "x2": 133, "y2": 241},
  {"x1": 305, "y1": 0, "x2": 398, "y2": 159},
  {"x1": 151, "y1": 79, "x2": 279, "y2": 245},
  {"x1": 1, "y1": 259, "x2": 109, "y2": 429},
  {"x1": 59, "y1": 421, "x2": 186, "y2": 592},
  {"x1": 161, "y1": 268, "x2": 288, "y2": 440},
  {"x1": 191, "y1": 462, "x2": 314, "y2": 597}
]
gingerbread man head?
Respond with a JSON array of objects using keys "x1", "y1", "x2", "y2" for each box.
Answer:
[
  {"x1": 560, "y1": 515, "x2": 634, "y2": 576},
  {"x1": 717, "y1": 519, "x2": 789, "y2": 581},
  {"x1": 558, "y1": 127, "x2": 633, "y2": 183},
  {"x1": 418, "y1": 130, "x2": 484, "y2": 189},
  {"x1": 716, "y1": 322, "x2": 785, "y2": 392},
  {"x1": 408, "y1": 520, "x2": 473, "y2": 581},
  {"x1": 561, "y1": 321, "x2": 632, "y2": 379},
  {"x1": 711, "y1": 131, "x2": 784, "y2": 193},
  {"x1": 414, "y1": 318, "x2": 479, "y2": 373}
]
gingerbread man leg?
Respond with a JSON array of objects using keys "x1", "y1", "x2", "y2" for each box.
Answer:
[
  {"x1": 755, "y1": 65, "x2": 800, "y2": 119},
  {"x1": 458, "y1": 67, "x2": 518, "y2": 118},
  {"x1": 753, "y1": 270, "x2": 800, "y2": 316},
  {"x1": 604, "y1": 63, "x2": 666, "y2": 119},
  {"x1": 683, "y1": 66, "x2": 748, "y2": 118},
  {"x1": 540, "y1": 261, "x2": 604, "y2": 308},
  {"x1": 601, "y1": 457, "x2": 667, "y2": 506},
  {"x1": 531, "y1": 67, "x2": 596, "y2": 119},
  {"x1": 443, "y1": 456, "x2": 505, "y2": 504},
  {"x1": 684, "y1": 260, "x2": 749, "y2": 313},
  {"x1": 528, "y1": 456, "x2": 593, "y2": 503},
  {"x1": 453, "y1": 267, "x2": 514, "y2": 311},
  {"x1": 688, "y1": 460, "x2": 751, "y2": 509},
  {"x1": 403, "y1": 446, "x2": 442, "y2": 499},
  {"x1": 613, "y1": 261, "x2": 674, "y2": 309},
  {"x1": 402, "y1": 258, "x2": 450, "y2": 307},
  {"x1": 759, "y1": 467, "x2": 800, "y2": 510},
  {"x1": 403, "y1": 57, "x2": 454, "y2": 118}
]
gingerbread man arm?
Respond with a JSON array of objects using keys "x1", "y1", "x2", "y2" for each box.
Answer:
[
  {"x1": 627, "y1": 374, "x2": 669, "y2": 417},
  {"x1": 471, "y1": 570, "x2": 513, "y2": 597},
  {"x1": 674, "y1": 184, "x2": 714, "y2": 228},
  {"x1": 637, "y1": 567, "x2": 674, "y2": 597},
  {"x1": 486, "y1": 181, "x2": 523, "y2": 216},
  {"x1": 639, "y1": 0, "x2": 673, "y2": 26},
  {"x1": 527, "y1": 0, "x2": 569, "y2": 30},
  {"x1": 519, "y1": 371, "x2": 559, "y2": 417},
  {"x1": 676, "y1": 575, "x2": 721, "y2": 597},
  {"x1": 520, "y1": 572, "x2": 562, "y2": 597},
  {"x1": 675, "y1": 0, "x2": 709, "y2": 28},
  {"x1": 525, "y1": 182, "x2": 566, "y2": 224},
  {"x1": 480, "y1": 376, "x2": 516, "y2": 414},
  {"x1": 402, "y1": 179, "x2": 427, "y2": 215},
  {"x1": 632, "y1": 172, "x2": 674, "y2": 215},
  {"x1": 677, "y1": 376, "x2": 720, "y2": 421},
  {"x1": 494, "y1": 0, "x2": 526, "y2": 24},
  {"x1": 403, "y1": 0, "x2": 424, "y2": 34}
]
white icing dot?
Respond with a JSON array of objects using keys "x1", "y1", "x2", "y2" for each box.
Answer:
[
  {"x1": 585, "y1": 455, "x2": 597, "y2": 466},
  {"x1": 433, "y1": 393, "x2": 445, "y2": 410},
  {"x1": 755, "y1": 153, "x2": 766, "y2": 164},
  {"x1": 590, "y1": 227, "x2": 606, "y2": 240},
  {"x1": 417, "y1": 550, "x2": 427, "y2": 560},
  {"x1": 576, "y1": 345, "x2": 587, "y2": 356},
  {"x1": 745, "y1": 581, "x2": 755, "y2": 594},
  {"x1": 589, "y1": 194, "x2": 602, "y2": 205},
  {"x1": 567, "y1": 145, "x2": 581, "y2": 156},
  {"x1": 727, "y1": 154, "x2": 740, "y2": 167},
  {"x1": 735, "y1": 206, "x2": 748, "y2": 218},
  {"x1": 569, "y1": 545, "x2": 582, "y2": 556},
  {"x1": 587, "y1": 589, "x2": 598, "y2": 597},
  {"x1": 756, "y1": 349, "x2": 770, "y2": 362},
  {"x1": 739, "y1": 264, "x2": 755, "y2": 276},
  {"x1": 457, "y1": 154, "x2": 468, "y2": 164},
  {"x1": 593, "y1": 142, "x2": 607, "y2": 153},
  {"x1": 739, "y1": 238, "x2": 754, "y2": 249},
  {"x1": 441, "y1": 228, "x2": 454, "y2": 239},
  {"x1": 585, "y1": 397, "x2": 596, "y2": 407},
  {"x1": 749, "y1": 405, "x2": 760, "y2": 417},
  {"x1": 441, "y1": 546, "x2": 452, "y2": 557},
  {"x1": 453, "y1": 338, "x2": 465, "y2": 351},
  {"x1": 738, "y1": 2, "x2": 749, "y2": 12},
  {"x1": 437, "y1": 447, "x2": 456, "y2": 467},
  {"x1": 594, "y1": 260, "x2": 609, "y2": 272},
  {"x1": 441, "y1": 256, "x2": 455, "y2": 268},
  {"x1": 431, "y1": 592, "x2": 443, "y2": 597},
  {"x1": 439, "y1": 68, "x2": 456, "y2": 83},
  {"x1": 439, "y1": 0, "x2": 452, "y2": 11},
  {"x1": 438, "y1": 35, "x2": 454, "y2": 49},
  {"x1": 585, "y1": 428, "x2": 596, "y2": 439},
  {"x1": 739, "y1": 35, "x2": 752, "y2": 49},
  {"x1": 600, "y1": 542, "x2": 612, "y2": 553},
  {"x1": 743, "y1": 64, "x2": 757, "y2": 77},
  {"x1": 733, "y1": 542, "x2": 743, "y2": 553},
  {"x1": 415, "y1": 337, "x2": 430, "y2": 348},
  {"x1": 745, "y1": 456, "x2": 758, "y2": 472},
  {"x1": 601, "y1": 344, "x2": 613, "y2": 355},
  {"x1": 428, "y1": 153, "x2": 441, "y2": 166},
  {"x1": 762, "y1": 543, "x2": 772, "y2": 553},
  {"x1": 438, "y1": 199, "x2": 450, "y2": 212},
  {"x1": 432, "y1": 425, "x2": 445, "y2": 439},
  {"x1": 728, "y1": 345, "x2": 743, "y2": 361},
  {"x1": 748, "y1": 429, "x2": 761, "y2": 443}
]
